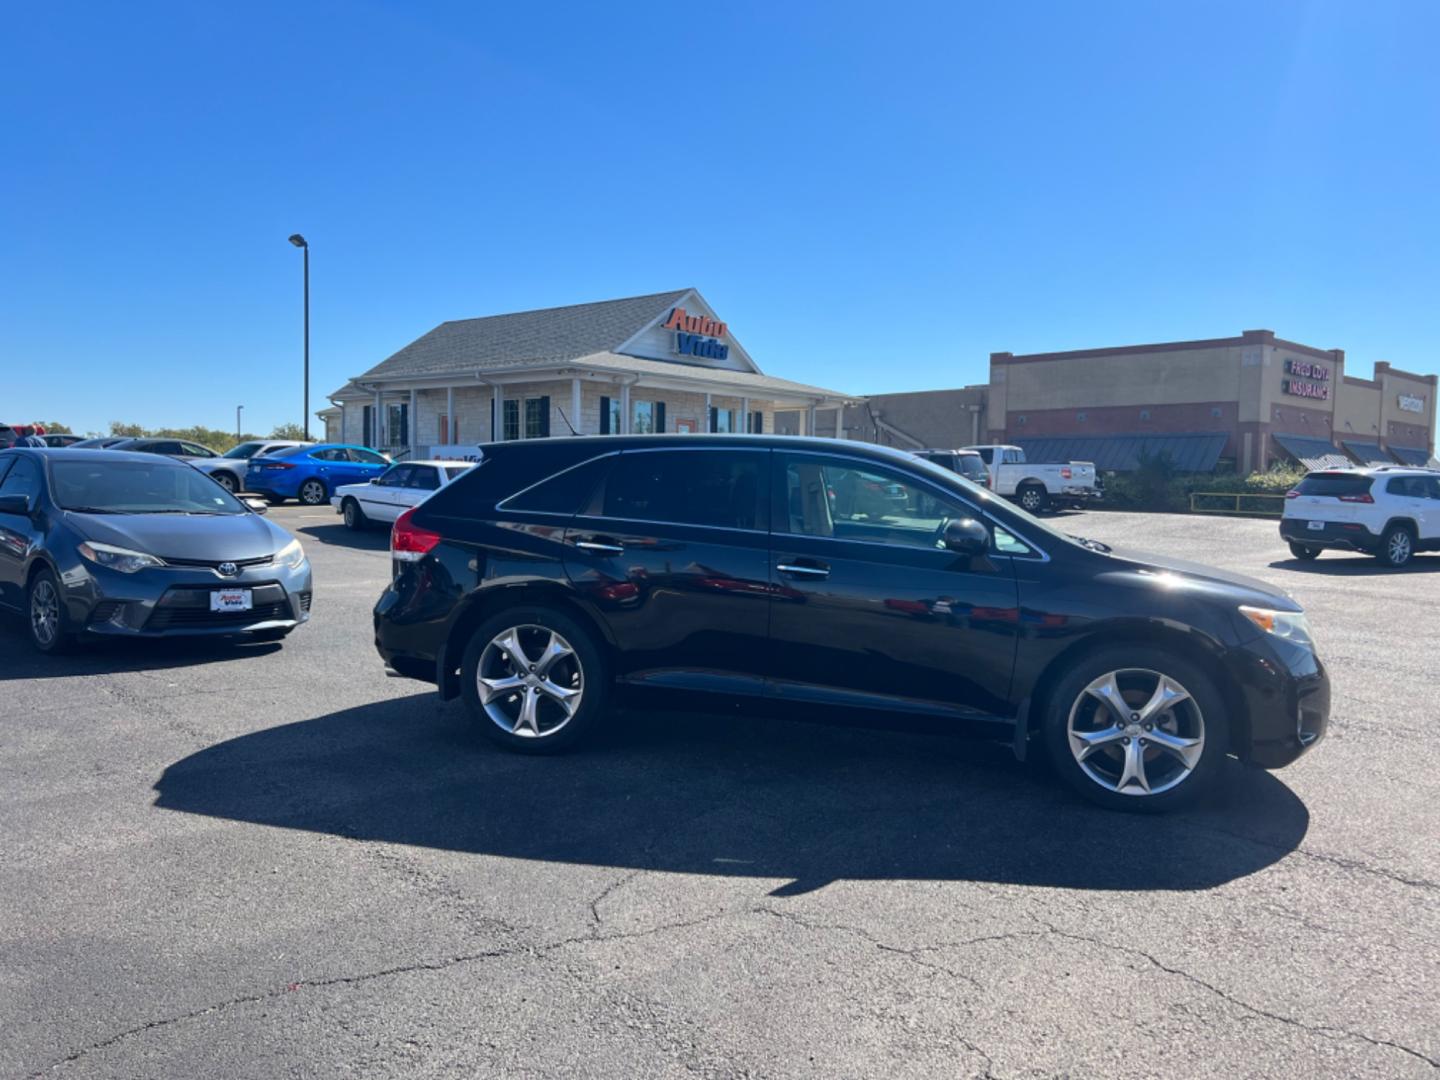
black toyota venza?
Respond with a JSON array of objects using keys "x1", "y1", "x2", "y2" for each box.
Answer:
[{"x1": 374, "y1": 435, "x2": 1327, "y2": 811}]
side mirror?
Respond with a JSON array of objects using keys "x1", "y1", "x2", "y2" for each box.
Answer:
[
  {"x1": 370, "y1": 477, "x2": 380, "y2": 484},
  {"x1": 0, "y1": 493, "x2": 31, "y2": 516},
  {"x1": 242, "y1": 497, "x2": 269, "y2": 515},
  {"x1": 943, "y1": 517, "x2": 989, "y2": 556}
]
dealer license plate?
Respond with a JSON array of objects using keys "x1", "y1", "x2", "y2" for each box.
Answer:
[
  {"x1": 1307, "y1": 520, "x2": 1325, "y2": 531},
  {"x1": 210, "y1": 588, "x2": 253, "y2": 613}
]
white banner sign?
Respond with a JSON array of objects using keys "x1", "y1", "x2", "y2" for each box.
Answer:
[
  {"x1": 1398, "y1": 394, "x2": 1425, "y2": 414},
  {"x1": 428, "y1": 444, "x2": 485, "y2": 462}
]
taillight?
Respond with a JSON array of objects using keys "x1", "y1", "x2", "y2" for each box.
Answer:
[
  {"x1": 1286, "y1": 490, "x2": 1300, "y2": 499},
  {"x1": 391, "y1": 507, "x2": 442, "y2": 562},
  {"x1": 1338, "y1": 493, "x2": 1374, "y2": 503}
]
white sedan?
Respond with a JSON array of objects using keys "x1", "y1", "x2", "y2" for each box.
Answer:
[{"x1": 331, "y1": 460, "x2": 471, "y2": 529}]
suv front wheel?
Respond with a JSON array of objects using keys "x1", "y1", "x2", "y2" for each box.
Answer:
[
  {"x1": 1042, "y1": 646, "x2": 1228, "y2": 812},
  {"x1": 460, "y1": 606, "x2": 609, "y2": 754}
]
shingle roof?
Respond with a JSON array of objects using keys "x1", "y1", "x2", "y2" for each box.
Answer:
[
  {"x1": 363, "y1": 289, "x2": 693, "y2": 380},
  {"x1": 1013, "y1": 432, "x2": 1228, "y2": 472}
]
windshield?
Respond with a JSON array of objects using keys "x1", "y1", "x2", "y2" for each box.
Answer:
[
  {"x1": 223, "y1": 441, "x2": 265, "y2": 459},
  {"x1": 50, "y1": 459, "x2": 247, "y2": 515},
  {"x1": 268, "y1": 444, "x2": 312, "y2": 458}
]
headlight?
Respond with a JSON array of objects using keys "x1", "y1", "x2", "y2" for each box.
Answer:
[
  {"x1": 1240, "y1": 605, "x2": 1315, "y2": 650},
  {"x1": 77, "y1": 541, "x2": 165, "y2": 574},
  {"x1": 276, "y1": 537, "x2": 306, "y2": 569}
]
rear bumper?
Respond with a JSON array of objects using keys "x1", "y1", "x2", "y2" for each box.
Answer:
[{"x1": 1280, "y1": 519, "x2": 1377, "y2": 551}]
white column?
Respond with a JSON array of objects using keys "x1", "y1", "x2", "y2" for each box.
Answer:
[
  {"x1": 492, "y1": 383, "x2": 503, "y2": 441},
  {"x1": 571, "y1": 377, "x2": 582, "y2": 436},
  {"x1": 740, "y1": 397, "x2": 750, "y2": 435},
  {"x1": 446, "y1": 386, "x2": 454, "y2": 445},
  {"x1": 339, "y1": 403, "x2": 346, "y2": 444},
  {"x1": 374, "y1": 390, "x2": 382, "y2": 448},
  {"x1": 807, "y1": 404, "x2": 817, "y2": 437},
  {"x1": 620, "y1": 382, "x2": 632, "y2": 434},
  {"x1": 704, "y1": 392, "x2": 712, "y2": 432},
  {"x1": 409, "y1": 387, "x2": 418, "y2": 458},
  {"x1": 838, "y1": 404, "x2": 849, "y2": 439}
]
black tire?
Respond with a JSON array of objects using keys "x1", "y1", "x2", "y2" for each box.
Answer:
[
  {"x1": 1018, "y1": 484, "x2": 1048, "y2": 515},
  {"x1": 460, "y1": 605, "x2": 609, "y2": 755},
  {"x1": 299, "y1": 479, "x2": 328, "y2": 507},
  {"x1": 1288, "y1": 542, "x2": 1321, "y2": 561},
  {"x1": 212, "y1": 472, "x2": 238, "y2": 494},
  {"x1": 249, "y1": 627, "x2": 293, "y2": 642},
  {"x1": 342, "y1": 497, "x2": 367, "y2": 531},
  {"x1": 1377, "y1": 523, "x2": 1415, "y2": 568},
  {"x1": 1041, "y1": 645, "x2": 1229, "y2": 813},
  {"x1": 266, "y1": 495, "x2": 287, "y2": 506},
  {"x1": 27, "y1": 566, "x2": 75, "y2": 655}
]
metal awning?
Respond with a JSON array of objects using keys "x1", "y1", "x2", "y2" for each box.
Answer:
[
  {"x1": 1341, "y1": 439, "x2": 1390, "y2": 467},
  {"x1": 1388, "y1": 445, "x2": 1431, "y2": 466},
  {"x1": 1271, "y1": 433, "x2": 1351, "y2": 471},
  {"x1": 1012, "y1": 432, "x2": 1227, "y2": 473}
]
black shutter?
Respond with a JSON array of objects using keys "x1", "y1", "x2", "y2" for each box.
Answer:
[
  {"x1": 599, "y1": 396, "x2": 610, "y2": 435},
  {"x1": 539, "y1": 396, "x2": 551, "y2": 438},
  {"x1": 490, "y1": 398, "x2": 496, "y2": 440},
  {"x1": 709, "y1": 406, "x2": 717, "y2": 433},
  {"x1": 655, "y1": 402, "x2": 666, "y2": 433},
  {"x1": 362, "y1": 405, "x2": 373, "y2": 448},
  {"x1": 750, "y1": 410, "x2": 762, "y2": 434}
]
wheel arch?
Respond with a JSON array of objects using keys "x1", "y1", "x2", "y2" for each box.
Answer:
[
  {"x1": 438, "y1": 581, "x2": 616, "y2": 700},
  {"x1": 1382, "y1": 516, "x2": 1419, "y2": 536},
  {"x1": 1024, "y1": 621, "x2": 1250, "y2": 753}
]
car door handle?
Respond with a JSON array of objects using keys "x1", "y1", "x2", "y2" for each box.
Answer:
[
  {"x1": 777, "y1": 561, "x2": 830, "y2": 579},
  {"x1": 575, "y1": 538, "x2": 624, "y2": 555}
]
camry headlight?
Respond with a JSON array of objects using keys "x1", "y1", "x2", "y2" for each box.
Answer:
[
  {"x1": 77, "y1": 541, "x2": 165, "y2": 574},
  {"x1": 1240, "y1": 606, "x2": 1315, "y2": 650},
  {"x1": 276, "y1": 537, "x2": 306, "y2": 569}
]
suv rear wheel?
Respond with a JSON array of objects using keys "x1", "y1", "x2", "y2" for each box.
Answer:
[
  {"x1": 1042, "y1": 646, "x2": 1227, "y2": 812},
  {"x1": 1288, "y1": 542, "x2": 1321, "y2": 561},
  {"x1": 1378, "y1": 523, "x2": 1415, "y2": 568},
  {"x1": 460, "y1": 606, "x2": 609, "y2": 754}
]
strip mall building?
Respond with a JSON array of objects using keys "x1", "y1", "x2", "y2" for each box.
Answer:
[
  {"x1": 323, "y1": 289, "x2": 852, "y2": 456},
  {"x1": 852, "y1": 329, "x2": 1438, "y2": 472}
]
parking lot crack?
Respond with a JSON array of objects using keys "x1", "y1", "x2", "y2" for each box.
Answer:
[{"x1": 590, "y1": 868, "x2": 644, "y2": 924}]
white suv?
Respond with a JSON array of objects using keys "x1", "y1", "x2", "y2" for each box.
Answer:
[{"x1": 1280, "y1": 467, "x2": 1440, "y2": 567}]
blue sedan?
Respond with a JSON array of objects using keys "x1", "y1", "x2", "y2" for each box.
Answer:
[{"x1": 246, "y1": 444, "x2": 391, "y2": 506}]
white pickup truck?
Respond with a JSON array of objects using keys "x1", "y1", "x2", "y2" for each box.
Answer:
[{"x1": 964, "y1": 444, "x2": 1100, "y2": 513}]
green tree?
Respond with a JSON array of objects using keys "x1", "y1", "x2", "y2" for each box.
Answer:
[
  {"x1": 109, "y1": 421, "x2": 146, "y2": 437},
  {"x1": 41, "y1": 421, "x2": 73, "y2": 434},
  {"x1": 270, "y1": 422, "x2": 307, "y2": 440}
]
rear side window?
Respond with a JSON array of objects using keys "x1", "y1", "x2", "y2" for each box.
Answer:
[
  {"x1": 410, "y1": 466, "x2": 441, "y2": 491},
  {"x1": 1296, "y1": 473, "x2": 1374, "y2": 498},
  {"x1": 598, "y1": 450, "x2": 767, "y2": 530},
  {"x1": 442, "y1": 466, "x2": 469, "y2": 483},
  {"x1": 960, "y1": 457, "x2": 988, "y2": 481},
  {"x1": 1386, "y1": 476, "x2": 1430, "y2": 498},
  {"x1": 505, "y1": 455, "x2": 614, "y2": 515}
]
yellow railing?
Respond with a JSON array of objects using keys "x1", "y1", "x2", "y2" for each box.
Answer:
[{"x1": 1188, "y1": 492, "x2": 1288, "y2": 518}]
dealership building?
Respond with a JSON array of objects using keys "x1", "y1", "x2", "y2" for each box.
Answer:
[
  {"x1": 850, "y1": 329, "x2": 1437, "y2": 472},
  {"x1": 323, "y1": 289, "x2": 852, "y2": 456}
]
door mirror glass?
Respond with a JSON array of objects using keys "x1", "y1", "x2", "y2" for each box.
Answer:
[{"x1": 942, "y1": 517, "x2": 989, "y2": 555}]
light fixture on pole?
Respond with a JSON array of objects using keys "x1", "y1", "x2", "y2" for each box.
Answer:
[{"x1": 288, "y1": 234, "x2": 310, "y2": 440}]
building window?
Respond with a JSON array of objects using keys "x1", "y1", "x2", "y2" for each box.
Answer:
[
  {"x1": 1139, "y1": 409, "x2": 1150, "y2": 421},
  {"x1": 386, "y1": 403, "x2": 409, "y2": 447},
  {"x1": 710, "y1": 407, "x2": 738, "y2": 433},
  {"x1": 748, "y1": 411, "x2": 763, "y2": 434},
  {"x1": 524, "y1": 398, "x2": 548, "y2": 439},
  {"x1": 503, "y1": 400, "x2": 520, "y2": 441},
  {"x1": 633, "y1": 400, "x2": 668, "y2": 434},
  {"x1": 599, "y1": 395, "x2": 621, "y2": 435}
]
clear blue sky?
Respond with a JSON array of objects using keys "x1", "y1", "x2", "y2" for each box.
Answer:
[{"x1": 3, "y1": 1, "x2": 1437, "y2": 437}]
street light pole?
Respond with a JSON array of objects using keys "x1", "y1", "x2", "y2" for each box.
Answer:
[
  {"x1": 236, "y1": 404, "x2": 244, "y2": 442},
  {"x1": 288, "y1": 234, "x2": 310, "y2": 440}
]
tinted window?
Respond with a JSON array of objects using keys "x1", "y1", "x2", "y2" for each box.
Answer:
[
  {"x1": 0, "y1": 456, "x2": 40, "y2": 500},
  {"x1": 442, "y1": 466, "x2": 469, "y2": 483},
  {"x1": 0, "y1": 455, "x2": 13, "y2": 485},
  {"x1": 1386, "y1": 476, "x2": 1430, "y2": 498},
  {"x1": 223, "y1": 441, "x2": 265, "y2": 459},
  {"x1": 348, "y1": 448, "x2": 389, "y2": 464},
  {"x1": 409, "y1": 466, "x2": 441, "y2": 491},
  {"x1": 1297, "y1": 473, "x2": 1374, "y2": 498},
  {"x1": 781, "y1": 455, "x2": 967, "y2": 550},
  {"x1": 270, "y1": 445, "x2": 312, "y2": 458},
  {"x1": 179, "y1": 442, "x2": 216, "y2": 458},
  {"x1": 311, "y1": 448, "x2": 345, "y2": 462},
  {"x1": 599, "y1": 450, "x2": 766, "y2": 530},
  {"x1": 959, "y1": 456, "x2": 988, "y2": 481},
  {"x1": 505, "y1": 455, "x2": 614, "y2": 515},
  {"x1": 975, "y1": 448, "x2": 994, "y2": 465},
  {"x1": 50, "y1": 459, "x2": 244, "y2": 514},
  {"x1": 378, "y1": 465, "x2": 413, "y2": 487}
]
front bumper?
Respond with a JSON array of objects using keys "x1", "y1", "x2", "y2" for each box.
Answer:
[
  {"x1": 1226, "y1": 633, "x2": 1329, "y2": 769},
  {"x1": 63, "y1": 559, "x2": 314, "y2": 638},
  {"x1": 1280, "y1": 518, "x2": 1377, "y2": 551}
]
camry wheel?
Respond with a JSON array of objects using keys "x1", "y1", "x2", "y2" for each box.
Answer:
[
  {"x1": 1043, "y1": 647, "x2": 1226, "y2": 811},
  {"x1": 299, "y1": 479, "x2": 327, "y2": 506},
  {"x1": 213, "y1": 472, "x2": 237, "y2": 494},
  {"x1": 342, "y1": 497, "x2": 366, "y2": 531},
  {"x1": 461, "y1": 607, "x2": 608, "y2": 754},
  {"x1": 1288, "y1": 542, "x2": 1321, "y2": 561},
  {"x1": 1378, "y1": 524, "x2": 1414, "y2": 568},
  {"x1": 27, "y1": 568, "x2": 73, "y2": 655}
]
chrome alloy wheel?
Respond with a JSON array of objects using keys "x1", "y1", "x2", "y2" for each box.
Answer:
[
  {"x1": 1389, "y1": 530, "x2": 1412, "y2": 565},
  {"x1": 1020, "y1": 488, "x2": 1043, "y2": 512},
  {"x1": 476, "y1": 624, "x2": 584, "y2": 738},
  {"x1": 300, "y1": 480, "x2": 326, "y2": 506},
  {"x1": 1066, "y1": 668, "x2": 1205, "y2": 797},
  {"x1": 30, "y1": 579, "x2": 60, "y2": 647}
]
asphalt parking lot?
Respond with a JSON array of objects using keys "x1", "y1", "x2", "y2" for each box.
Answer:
[{"x1": 3, "y1": 506, "x2": 1437, "y2": 1079}]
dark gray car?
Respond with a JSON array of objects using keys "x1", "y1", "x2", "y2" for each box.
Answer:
[{"x1": 0, "y1": 448, "x2": 313, "y2": 653}]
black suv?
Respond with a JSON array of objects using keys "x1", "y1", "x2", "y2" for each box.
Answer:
[{"x1": 375, "y1": 435, "x2": 1328, "y2": 811}]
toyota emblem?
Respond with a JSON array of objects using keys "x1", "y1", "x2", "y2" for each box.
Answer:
[{"x1": 217, "y1": 561, "x2": 239, "y2": 577}]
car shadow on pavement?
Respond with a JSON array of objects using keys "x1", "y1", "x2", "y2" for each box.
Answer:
[
  {"x1": 292, "y1": 521, "x2": 391, "y2": 551},
  {"x1": 154, "y1": 694, "x2": 1310, "y2": 895},
  {"x1": 1270, "y1": 554, "x2": 1440, "y2": 574},
  {"x1": 0, "y1": 620, "x2": 281, "y2": 681}
]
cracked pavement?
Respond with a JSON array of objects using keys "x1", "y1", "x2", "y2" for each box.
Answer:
[{"x1": 2, "y1": 507, "x2": 1437, "y2": 1078}]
